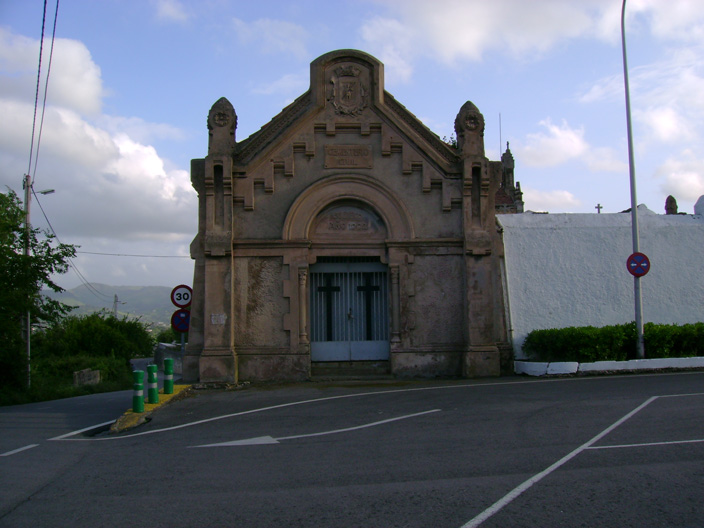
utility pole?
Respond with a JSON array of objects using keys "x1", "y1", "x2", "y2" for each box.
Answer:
[{"x1": 23, "y1": 174, "x2": 32, "y2": 389}]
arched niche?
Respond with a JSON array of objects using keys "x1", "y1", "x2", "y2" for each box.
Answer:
[
  {"x1": 282, "y1": 174, "x2": 415, "y2": 241},
  {"x1": 310, "y1": 201, "x2": 387, "y2": 241}
]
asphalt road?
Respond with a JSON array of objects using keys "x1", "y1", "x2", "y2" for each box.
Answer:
[{"x1": 1, "y1": 372, "x2": 703, "y2": 527}]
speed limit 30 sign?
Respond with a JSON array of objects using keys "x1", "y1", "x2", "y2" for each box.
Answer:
[{"x1": 171, "y1": 284, "x2": 193, "y2": 308}]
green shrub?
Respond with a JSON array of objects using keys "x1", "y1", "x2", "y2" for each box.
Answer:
[
  {"x1": 522, "y1": 322, "x2": 702, "y2": 362},
  {"x1": 0, "y1": 312, "x2": 153, "y2": 405},
  {"x1": 32, "y1": 312, "x2": 154, "y2": 364}
]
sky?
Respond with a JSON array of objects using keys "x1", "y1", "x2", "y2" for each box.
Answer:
[{"x1": 1, "y1": 0, "x2": 704, "y2": 296}]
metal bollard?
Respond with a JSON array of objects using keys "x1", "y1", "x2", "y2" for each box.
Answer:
[
  {"x1": 132, "y1": 370, "x2": 144, "y2": 413},
  {"x1": 147, "y1": 364, "x2": 159, "y2": 404},
  {"x1": 164, "y1": 358, "x2": 174, "y2": 395}
]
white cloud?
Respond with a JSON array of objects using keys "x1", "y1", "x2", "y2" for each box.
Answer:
[
  {"x1": 636, "y1": 106, "x2": 695, "y2": 143},
  {"x1": 580, "y1": 44, "x2": 704, "y2": 149},
  {"x1": 363, "y1": 0, "x2": 599, "y2": 66},
  {"x1": 0, "y1": 28, "x2": 196, "y2": 246},
  {"x1": 359, "y1": 17, "x2": 415, "y2": 83},
  {"x1": 522, "y1": 188, "x2": 582, "y2": 212},
  {"x1": 97, "y1": 115, "x2": 186, "y2": 144},
  {"x1": 517, "y1": 119, "x2": 589, "y2": 167},
  {"x1": 656, "y1": 151, "x2": 704, "y2": 203},
  {"x1": 232, "y1": 17, "x2": 308, "y2": 59},
  {"x1": 586, "y1": 147, "x2": 628, "y2": 173},
  {"x1": 154, "y1": 0, "x2": 190, "y2": 23},
  {"x1": 0, "y1": 27, "x2": 103, "y2": 116},
  {"x1": 252, "y1": 73, "x2": 308, "y2": 96},
  {"x1": 635, "y1": 0, "x2": 704, "y2": 42}
]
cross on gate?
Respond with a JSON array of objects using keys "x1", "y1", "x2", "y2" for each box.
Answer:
[
  {"x1": 317, "y1": 275, "x2": 340, "y2": 341},
  {"x1": 357, "y1": 273, "x2": 380, "y2": 341}
]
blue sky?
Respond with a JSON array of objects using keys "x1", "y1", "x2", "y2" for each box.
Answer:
[{"x1": 1, "y1": 0, "x2": 703, "y2": 293}]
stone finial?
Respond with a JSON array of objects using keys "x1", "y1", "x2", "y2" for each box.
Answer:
[
  {"x1": 695, "y1": 195, "x2": 704, "y2": 215},
  {"x1": 208, "y1": 97, "x2": 237, "y2": 154},
  {"x1": 454, "y1": 101, "x2": 485, "y2": 157},
  {"x1": 501, "y1": 141, "x2": 514, "y2": 169},
  {"x1": 665, "y1": 195, "x2": 678, "y2": 215}
]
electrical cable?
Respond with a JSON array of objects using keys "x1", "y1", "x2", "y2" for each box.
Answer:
[
  {"x1": 26, "y1": 0, "x2": 48, "y2": 178},
  {"x1": 76, "y1": 251, "x2": 190, "y2": 258},
  {"x1": 33, "y1": 191, "x2": 113, "y2": 302},
  {"x1": 31, "y1": 0, "x2": 60, "y2": 188}
]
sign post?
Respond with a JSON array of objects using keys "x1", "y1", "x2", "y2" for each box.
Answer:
[{"x1": 170, "y1": 285, "x2": 192, "y2": 354}]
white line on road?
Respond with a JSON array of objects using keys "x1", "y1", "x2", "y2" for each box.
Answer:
[
  {"x1": 1, "y1": 444, "x2": 39, "y2": 457},
  {"x1": 191, "y1": 409, "x2": 441, "y2": 448},
  {"x1": 460, "y1": 390, "x2": 704, "y2": 527},
  {"x1": 48, "y1": 420, "x2": 116, "y2": 441},
  {"x1": 460, "y1": 396, "x2": 660, "y2": 528},
  {"x1": 50, "y1": 374, "x2": 704, "y2": 442},
  {"x1": 587, "y1": 438, "x2": 704, "y2": 450}
]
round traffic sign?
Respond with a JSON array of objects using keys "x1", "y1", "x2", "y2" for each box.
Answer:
[
  {"x1": 626, "y1": 252, "x2": 650, "y2": 277},
  {"x1": 171, "y1": 284, "x2": 193, "y2": 308},
  {"x1": 171, "y1": 309, "x2": 191, "y2": 333}
]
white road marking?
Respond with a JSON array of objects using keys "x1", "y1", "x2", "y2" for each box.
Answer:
[
  {"x1": 460, "y1": 396, "x2": 659, "y2": 528},
  {"x1": 1, "y1": 444, "x2": 39, "y2": 457},
  {"x1": 48, "y1": 420, "x2": 116, "y2": 440},
  {"x1": 460, "y1": 391, "x2": 704, "y2": 527},
  {"x1": 191, "y1": 409, "x2": 441, "y2": 448},
  {"x1": 587, "y1": 438, "x2": 704, "y2": 450},
  {"x1": 49, "y1": 374, "x2": 704, "y2": 442}
]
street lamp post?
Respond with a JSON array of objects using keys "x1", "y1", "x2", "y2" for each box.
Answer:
[{"x1": 621, "y1": 0, "x2": 645, "y2": 359}]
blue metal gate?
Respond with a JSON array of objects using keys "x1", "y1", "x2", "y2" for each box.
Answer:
[{"x1": 310, "y1": 260, "x2": 389, "y2": 361}]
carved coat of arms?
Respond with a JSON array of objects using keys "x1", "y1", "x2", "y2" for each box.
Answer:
[{"x1": 329, "y1": 65, "x2": 369, "y2": 116}]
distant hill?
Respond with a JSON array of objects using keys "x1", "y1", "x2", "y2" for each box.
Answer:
[{"x1": 43, "y1": 284, "x2": 176, "y2": 328}]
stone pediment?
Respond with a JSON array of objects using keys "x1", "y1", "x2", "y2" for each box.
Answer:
[{"x1": 233, "y1": 50, "x2": 460, "y2": 171}]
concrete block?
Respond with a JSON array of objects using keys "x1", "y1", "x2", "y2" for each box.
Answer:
[
  {"x1": 73, "y1": 368, "x2": 100, "y2": 387},
  {"x1": 514, "y1": 361, "x2": 548, "y2": 376}
]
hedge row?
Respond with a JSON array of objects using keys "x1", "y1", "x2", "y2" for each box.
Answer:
[{"x1": 522, "y1": 322, "x2": 704, "y2": 363}]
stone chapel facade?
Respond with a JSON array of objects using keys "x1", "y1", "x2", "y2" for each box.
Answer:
[{"x1": 184, "y1": 50, "x2": 523, "y2": 383}]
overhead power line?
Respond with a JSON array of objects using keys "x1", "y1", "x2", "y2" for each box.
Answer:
[{"x1": 77, "y1": 251, "x2": 190, "y2": 258}]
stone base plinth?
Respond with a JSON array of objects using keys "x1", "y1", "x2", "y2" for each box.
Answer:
[
  {"x1": 182, "y1": 354, "x2": 201, "y2": 383},
  {"x1": 199, "y1": 348, "x2": 237, "y2": 383},
  {"x1": 390, "y1": 350, "x2": 462, "y2": 378},
  {"x1": 463, "y1": 346, "x2": 500, "y2": 377}
]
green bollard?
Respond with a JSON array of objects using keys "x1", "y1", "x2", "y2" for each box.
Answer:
[
  {"x1": 147, "y1": 364, "x2": 159, "y2": 404},
  {"x1": 132, "y1": 370, "x2": 144, "y2": 413},
  {"x1": 164, "y1": 357, "x2": 174, "y2": 395}
]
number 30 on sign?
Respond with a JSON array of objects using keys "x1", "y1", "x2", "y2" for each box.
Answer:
[{"x1": 171, "y1": 284, "x2": 193, "y2": 308}]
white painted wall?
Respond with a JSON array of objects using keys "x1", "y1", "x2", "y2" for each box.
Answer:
[{"x1": 497, "y1": 206, "x2": 704, "y2": 358}]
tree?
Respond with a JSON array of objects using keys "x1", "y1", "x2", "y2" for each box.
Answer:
[{"x1": 0, "y1": 189, "x2": 76, "y2": 390}]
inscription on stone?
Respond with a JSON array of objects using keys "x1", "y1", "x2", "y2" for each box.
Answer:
[
  {"x1": 210, "y1": 313, "x2": 226, "y2": 325},
  {"x1": 312, "y1": 205, "x2": 387, "y2": 239},
  {"x1": 324, "y1": 145, "x2": 372, "y2": 169}
]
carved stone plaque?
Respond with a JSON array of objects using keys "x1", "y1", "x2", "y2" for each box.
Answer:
[
  {"x1": 324, "y1": 145, "x2": 372, "y2": 169},
  {"x1": 312, "y1": 204, "x2": 386, "y2": 239}
]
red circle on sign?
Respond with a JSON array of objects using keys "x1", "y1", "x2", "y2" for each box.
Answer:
[
  {"x1": 171, "y1": 309, "x2": 191, "y2": 332},
  {"x1": 171, "y1": 284, "x2": 193, "y2": 308},
  {"x1": 626, "y1": 252, "x2": 650, "y2": 277}
]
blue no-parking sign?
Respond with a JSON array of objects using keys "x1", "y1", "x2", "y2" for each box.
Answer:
[
  {"x1": 626, "y1": 252, "x2": 650, "y2": 277},
  {"x1": 171, "y1": 309, "x2": 190, "y2": 333}
]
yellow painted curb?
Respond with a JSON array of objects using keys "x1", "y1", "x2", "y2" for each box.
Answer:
[{"x1": 110, "y1": 384, "x2": 191, "y2": 434}]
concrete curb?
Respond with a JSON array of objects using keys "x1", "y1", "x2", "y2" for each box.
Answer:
[
  {"x1": 515, "y1": 357, "x2": 704, "y2": 376},
  {"x1": 110, "y1": 384, "x2": 192, "y2": 434}
]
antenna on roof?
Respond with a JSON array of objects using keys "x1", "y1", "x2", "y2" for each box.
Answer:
[{"x1": 499, "y1": 113, "x2": 502, "y2": 155}]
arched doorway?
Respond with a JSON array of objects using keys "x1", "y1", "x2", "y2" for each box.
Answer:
[{"x1": 308, "y1": 202, "x2": 390, "y2": 362}]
